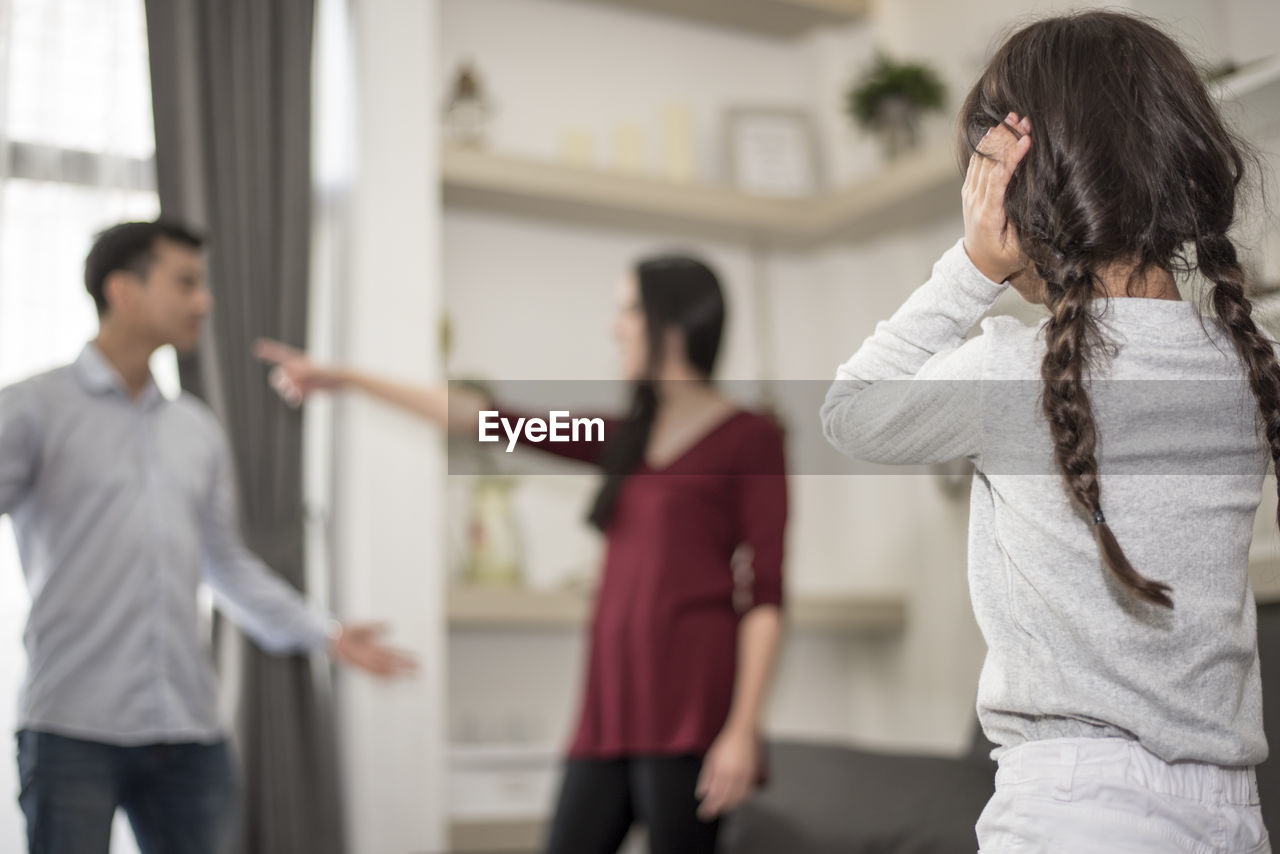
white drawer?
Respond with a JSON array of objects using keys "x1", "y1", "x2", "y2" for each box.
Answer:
[{"x1": 449, "y1": 745, "x2": 562, "y2": 818}]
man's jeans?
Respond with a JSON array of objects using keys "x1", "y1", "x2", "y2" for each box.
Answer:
[{"x1": 16, "y1": 730, "x2": 239, "y2": 854}]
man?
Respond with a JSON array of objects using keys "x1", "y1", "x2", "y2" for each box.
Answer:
[{"x1": 0, "y1": 220, "x2": 414, "y2": 853}]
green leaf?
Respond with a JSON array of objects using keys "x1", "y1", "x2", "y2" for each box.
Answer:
[{"x1": 846, "y1": 52, "x2": 947, "y2": 128}]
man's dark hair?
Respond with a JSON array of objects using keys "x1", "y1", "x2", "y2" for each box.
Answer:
[{"x1": 84, "y1": 220, "x2": 204, "y2": 315}]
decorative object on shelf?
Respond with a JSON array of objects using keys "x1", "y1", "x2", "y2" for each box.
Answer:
[
  {"x1": 612, "y1": 123, "x2": 646, "y2": 174},
  {"x1": 443, "y1": 61, "x2": 494, "y2": 150},
  {"x1": 464, "y1": 475, "x2": 524, "y2": 586},
  {"x1": 724, "y1": 106, "x2": 822, "y2": 197},
  {"x1": 847, "y1": 52, "x2": 946, "y2": 160},
  {"x1": 444, "y1": 376, "x2": 526, "y2": 587},
  {"x1": 560, "y1": 128, "x2": 597, "y2": 168},
  {"x1": 661, "y1": 102, "x2": 696, "y2": 183}
]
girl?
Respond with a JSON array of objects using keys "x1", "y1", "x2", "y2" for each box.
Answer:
[
  {"x1": 822, "y1": 11, "x2": 1274, "y2": 852},
  {"x1": 256, "y1": 254, "x2": 787, "y2": 854}
]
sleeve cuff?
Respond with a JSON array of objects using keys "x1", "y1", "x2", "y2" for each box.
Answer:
[
  {"x1": 299, "y1": 611, "x2": 340, "y2": 653},
  {"x1": 936, "y1": 238, "x2": 1010, "y2": 299},
  {"x1": 751, "y1": 580, "x2": 784, "y2": 610}
]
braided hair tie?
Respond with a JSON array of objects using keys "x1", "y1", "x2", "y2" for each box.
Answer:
[{"x1": 1091, "y1": 509, "x2": 1106, "y2": 526}]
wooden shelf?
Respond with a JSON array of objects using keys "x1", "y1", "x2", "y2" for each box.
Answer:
[
  {"x1": 443, "y1": 56, "x2": 1278, "y2": 249},
  {"x1": 442, "y1": 143, "x2": 961, "y2": 248},
  {"x1": 1212, "y1": 55, "x2": 1280, "y2": 135},
  {"x1": 447, "y1": 584, "x2": 907, "y2": 635},
  {"x1": 1212, "y1": 54, "x2": 1280, "y2": 105},
  {"x1": 797, "y1": 144, "x2": 962, "y2": 243},
  {"x1": 562, "y1": 0, "x2": 866, "y2": 38}
]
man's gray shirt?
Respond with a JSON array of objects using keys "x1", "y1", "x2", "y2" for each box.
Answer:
[{"x1": 0, "y1": 344, "x2": 330, "y2": 745}]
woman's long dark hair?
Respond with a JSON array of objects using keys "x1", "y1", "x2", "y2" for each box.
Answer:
[
  {"x1": 958, "y1": 11, "x2": 1279, "y2": 608},
  {"x1": 587, "y1": 255, "x2": 726, "y2": 531}
]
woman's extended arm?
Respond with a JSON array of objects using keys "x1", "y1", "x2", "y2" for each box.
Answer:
[
  {"x1": 253, "y1": 339, "x2": 484, "y2": 432},
  {"x1": 254, "y1": 339, "x2": 611, "y2": 465}
]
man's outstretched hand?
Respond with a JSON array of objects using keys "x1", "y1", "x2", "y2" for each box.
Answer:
[{"x1": 329, "y1": 622, "x2": 418, "y2": 677}]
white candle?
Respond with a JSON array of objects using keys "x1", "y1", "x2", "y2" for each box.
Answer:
[{"x1": 661, "y1": 103, "x2": 695, "y2": 183}]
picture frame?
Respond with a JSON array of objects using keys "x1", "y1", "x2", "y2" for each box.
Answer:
[{"x1": 724, "y1": 106, "x2": 823, "y2": 197}]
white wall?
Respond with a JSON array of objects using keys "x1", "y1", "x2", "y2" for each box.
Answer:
[
  {"x1": 1223, "y1": 0, "x2": 1280, "y2": 66},
  {"x1": 332, "y1": 0, "x2": 447, "y2": 850}
]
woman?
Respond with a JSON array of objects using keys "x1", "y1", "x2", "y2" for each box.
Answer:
[{"x1": 257, "y1": 253, "x2": 787, "y2": 854}]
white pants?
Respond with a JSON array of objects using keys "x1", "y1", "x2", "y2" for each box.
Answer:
[{"x1": 976, "y1": 738, "x2": 1271, "y2": 854}]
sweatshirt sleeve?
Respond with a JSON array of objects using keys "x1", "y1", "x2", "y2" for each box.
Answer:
[{"x1": 820, "y1": 238, "x2": 1007, "y2": 467}]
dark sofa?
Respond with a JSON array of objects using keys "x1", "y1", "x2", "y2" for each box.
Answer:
[
  {"x1": 719, "y1": 725, "x2": 996, "y2": 854},
  {"x1": 721, "y1": 599, "x2": 1280, "y2": 854}
]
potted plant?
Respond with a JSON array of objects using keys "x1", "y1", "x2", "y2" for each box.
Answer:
[{"x1": 847, "y1": 52, "x2": 946, "y2": 159}]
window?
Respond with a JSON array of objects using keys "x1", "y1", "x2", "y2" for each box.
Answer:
[{"x1": 0, "y1": 1, "x2": 167, "y2": 849}]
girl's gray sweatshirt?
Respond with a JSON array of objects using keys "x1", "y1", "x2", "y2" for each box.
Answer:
[{"x1": 822, "y1": 239, "x2": 1270, "y2": 766}]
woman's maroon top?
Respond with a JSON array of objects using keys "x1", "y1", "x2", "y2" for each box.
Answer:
[{"x1": 502, "y1": 407, "x2": 787, "y2": 758}]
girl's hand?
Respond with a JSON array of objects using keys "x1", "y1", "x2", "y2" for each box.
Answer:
[
  {"x1": 254, "y1": 338, "x2": 348, "y2": 407},
  {"x1": 695, "y1": 725, "x2": 759, "y2": 820},
  {"x1": 962, "y1": 112, "x2": 1032, "y2": 283}
]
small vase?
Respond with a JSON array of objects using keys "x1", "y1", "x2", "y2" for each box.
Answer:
[
  {"x1": 464, "y1": 476, "x2": 523, "y2": 586},
  {"x1": 876, "y1": 95, "x2": 919, "y2": 160},
  {"x1": 443, "y1": 63, "x2": 493, "y2": 150}
]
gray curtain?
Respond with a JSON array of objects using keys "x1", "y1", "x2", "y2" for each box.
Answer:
[{"x1": 144, "y1": 2, "x2": 344, "y2": 853}]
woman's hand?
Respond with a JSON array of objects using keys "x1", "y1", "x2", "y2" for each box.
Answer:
[
  {"x1": 254, "y1": 339, "x2": 348, "y2": 407},
  {"x1": 695, "y1": 725, "x2": 759, "y2": 820},
  {"x1": 962, "y1": 112, "x2": 1032, "y2": 283}
]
